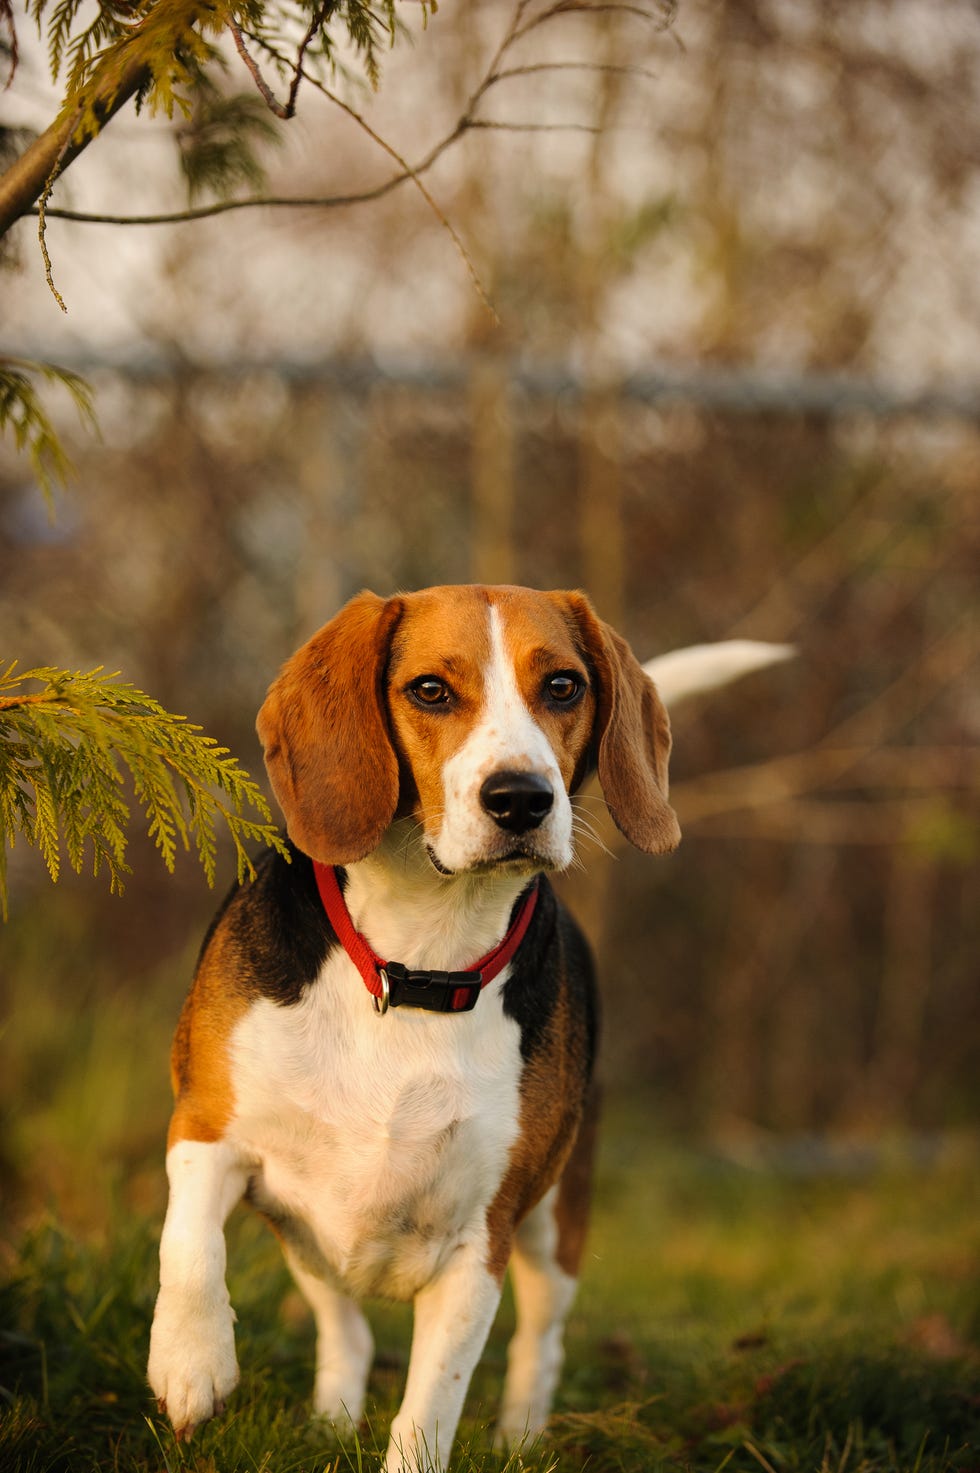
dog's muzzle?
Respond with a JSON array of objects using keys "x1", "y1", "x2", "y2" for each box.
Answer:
[{"x1": 479, "y1": 770, "x2": 554, "y2": 834}]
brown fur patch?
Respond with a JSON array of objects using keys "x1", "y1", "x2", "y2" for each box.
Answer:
[
  {"x1": 484, "y1": 977, "x2": 592, "y2": 1281},
  {"x1": 494, "y1": 589, "x2": 598, "y2": 791},
  {"x1": 257, "y1": 591, "x2": 405, "y2": 865},
  {"x1": 385, "y1": 586, "x2": 494, "y2": 829},
  {"x1": 258, "y1": 583, "x2": 675, "y2": 864},
  {"x1": 385, "y1": 585, "x2": 601, "y2": 836},
  {"x1": 166, "y1": 847, "x2": 334, "y2": 1147},
  {"x1": 553, "y1": 1080, "x2": 600, "y2": 1276},
  {"x1": 167, "y1": 922, "x2": 251, "y2": 1148},
  {"x1": 560, "y1": 591, "x2": 680, "y2": 854}
]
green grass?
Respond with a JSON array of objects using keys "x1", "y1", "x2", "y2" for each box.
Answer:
[{"x1": 1, "y1": 1113, "x2": 978, "y2": 1473}]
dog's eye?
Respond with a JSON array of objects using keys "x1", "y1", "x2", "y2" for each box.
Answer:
[
  {"x1": 546, "y1": 672, "x2": 583, "y2": 704},
  {"x1": 408, "y1": 676, "x2": 451, "y2": 706}
]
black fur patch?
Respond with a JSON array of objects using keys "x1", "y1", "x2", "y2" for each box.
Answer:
[
  {"x1": 501, "y1": 877, "x2": 600, "y2": 1069},
  {"x1": 210, "y1": 842, "x2": 339, "y2": 1006}
]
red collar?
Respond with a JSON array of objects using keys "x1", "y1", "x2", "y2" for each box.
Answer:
[{"x1": 312, "y1": 862, "x2": 540, "y2": 1015}]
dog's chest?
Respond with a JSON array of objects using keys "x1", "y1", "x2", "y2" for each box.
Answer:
[{"x1": 228, "y1": 949, "x2": 524, "y2": 1299}]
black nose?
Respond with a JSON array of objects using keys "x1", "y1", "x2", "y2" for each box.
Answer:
[{"x1": 480, "y1": 771, "x2": 554, "y2": 834}]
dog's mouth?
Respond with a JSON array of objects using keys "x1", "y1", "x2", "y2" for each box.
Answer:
[
  {"x1": 425, "y1": 842, "x2": 550, "y2": 878},
  {"x1": 426, "y1": 846, "x2": 455, "y2": 875}
]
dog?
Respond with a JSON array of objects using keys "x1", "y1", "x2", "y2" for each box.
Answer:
[{"x1": 148, "y1": 585, "x2": 789, "y2": 1471}]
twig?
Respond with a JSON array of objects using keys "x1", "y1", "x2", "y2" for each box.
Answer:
[
  {"x1": 684, "y1": 795, "x2": 958, "y2": 846},
  {"x1": 235, "y1": 21, "x2": 499, "y2": 321},
  {"x1": 230, "y1": 19, "x2": 290, "y2": 118},
  {"x1": 27, "y1": 4, "x2": 510, "y2": 229},
  {"x1": 491, "y1": 61, "x2": 660, "y2": 83},
  {"x1": 815, "y1": 615, "x2": 977, "y2": 753},
  {"x1": 513, "y1": 0, "x2": 676, "y2": 47},
  {"x1": 284, "y1": 2, "x2": 330, "y2": 117},
  {"x1": 0, "y1": 692, "x2": 55, "y2": 711},
  {"x1": 229, "y1": 1, "x2": 329, "y2": 120},
  {"x1": 1, "y1": 0, "x2": 19, "y2": 90},
  {"x1": 674, "y1": 744, "x2": 978, "y2": 818},
  {"x1": 465, "y1": 119, "x2": 602, "y2": 133},
  {"x1": 27, "y1": 0, "x2": 663, "y2": 258},
  {"x1": 299, "y1": 65, "x2": 499, "y2": 323},
  {"x1": 574, "y1": 739, "x2": 978, "y2": 857},
  {"x1": 31, "y1": 184, "x2": 407, "y2": 226},
  {"x1": 36, "y1": 107, "x2": 81, "y2": 313}
]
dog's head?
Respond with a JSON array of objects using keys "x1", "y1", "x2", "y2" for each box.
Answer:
[{"x1": 257, "y1": 585, "x2": 680, "y2": 875}]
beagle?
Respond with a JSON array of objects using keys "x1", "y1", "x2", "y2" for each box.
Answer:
[{"x1": 147, "y1": 585, "x2": 781, "y2": 1471}]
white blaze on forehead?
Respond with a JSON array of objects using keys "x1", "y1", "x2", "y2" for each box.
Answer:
[
  {"x1": 482, "y1": 604, "x2": 558, "y2": 762},
  {"x1": 431, "y1": 602, "x2": 574, "y2": 874}
]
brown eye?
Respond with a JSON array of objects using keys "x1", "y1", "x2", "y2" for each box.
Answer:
[
  {"x1": 546, "y1": 672, "x2": 583, "y2": 704},
  {"x1": 408, "y1": 676, "x2": 451, "y2": 707}
]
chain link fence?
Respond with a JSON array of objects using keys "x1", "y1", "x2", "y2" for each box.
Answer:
[{"x1": 2, "y1": 354, "x2": 977, "y2": 1148}]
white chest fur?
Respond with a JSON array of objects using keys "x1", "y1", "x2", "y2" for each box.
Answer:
[{"x1": 228, "y1": 947, "x2": 524, "y2": 1300}]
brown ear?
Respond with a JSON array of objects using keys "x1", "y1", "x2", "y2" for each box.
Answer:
[
  {"x1": 256, "y1": 591, "x2": 404, "y2": 864},
  {"x1": 563, "y1": 591, "x2": 681, "y2": 855}
]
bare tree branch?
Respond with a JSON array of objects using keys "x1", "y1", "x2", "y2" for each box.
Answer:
[
  {"x1": 30, "y1": 183, "x2": 408, "y2": 227},
  {"x1": 682, "y1": 795, "x2": 958, "y2": 846},
  {"x1": 0, "y1": 52, "x2": 148, "y2": 237},
  {"x1": 28, "y1": 0, "x2": 629, "y2": 236},
  {"x1": 464, "y1": 119, "x2": 602, "y2": 133},
  {"x1": 230, "y1": 20, "x2": 292, "y2": 120},
  {"x1": 673, "y1": 743, "x2": 980, "y2": 826},
  {"x1": 513, "y1": 0, "x2": 677, "y2": 47},
  {"x1": 300, "y1": 66, "x2": 498, "y2": 322},
  {"x1": 11, "y1": 0, "x2": 670, "y2": 320},
  {"x1": 490, "y1": 61, "x2": 660, "y2": 84},
  {"x1": 229, "y1": 1, "x2": 330, "y2": 121}
]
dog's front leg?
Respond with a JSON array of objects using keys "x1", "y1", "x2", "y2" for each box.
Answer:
[
  {"x1": 148, "y1": 1137, "x2": 248, "y2": 1440},
  {"x1": 385, "y1": 1243, "x2": 502, "y2": 1473}
]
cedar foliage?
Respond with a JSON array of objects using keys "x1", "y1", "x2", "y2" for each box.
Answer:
[
  {"x1": 0, "y1": 663, "x2": 288, "y2": 918},
  {"x1": 0, "y1": 368, "x2": 292, "y2": 919},
  {"x1": 0, "y1": 1, "x2": 430, "y2": 914},
  {"x1": 0, "y1": 358, "x2": 95, "y2": 501},
  {"x1": 26, "y1": 0, "x2": 402, "y2": 122},
  {"x1": 0, "y1": 0, "x2": 422, "y2": 487}
]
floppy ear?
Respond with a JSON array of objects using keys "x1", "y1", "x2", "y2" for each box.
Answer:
[
  {"x1": 563, "y1": 591, "x2": 681, "y2": 855},
  {"x1": 256, "y1": 590, "x2": 404, "y2": 865}
]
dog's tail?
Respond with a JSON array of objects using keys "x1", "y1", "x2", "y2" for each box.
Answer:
[{"x1": 644, "y1": 640, "x2": 795, "y2": 709}]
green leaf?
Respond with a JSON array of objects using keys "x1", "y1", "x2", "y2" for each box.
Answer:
[
  {"x1": 0, "y1": 357, "x2": 97, "y2": 504},
  {"x1": 178, "y1": 84, "x2": 282, "y2": 203},
  {"x1": 0, "y1": 664, "x2": 288, "y2": 918}
]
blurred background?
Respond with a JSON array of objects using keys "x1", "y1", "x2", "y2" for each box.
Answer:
[{"x1": 1, "y1": 0, "x2": 978, "y2": 1232}]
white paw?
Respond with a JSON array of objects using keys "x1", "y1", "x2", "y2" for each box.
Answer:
[
  {"x1": 313, "y1": 1375, "x2": 367, "y2": 1436},
  {"x1": 383, "y1": 1420, "x2": 439, "y2": 1473},
  {"x1": 148, "y1": 1290, "x2": 239, "y2": 1440},
  {"x1": 315, "y1": 1378, "x2": 368, "y2": 1437},
  {"x1": 495, "y1": 1401, "x2": 547, "y2": 1452}
]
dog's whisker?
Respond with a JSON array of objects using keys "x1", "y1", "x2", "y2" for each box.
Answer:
[
  {"x1": 571, "y1": 817, "x2": 616, "y2": 861},
  {"x1": 568, "y1": 801, "x2": 607, "y2": 824},
  {"x1": 393, "y1": 818, "x2": 429, "y2": 864}
]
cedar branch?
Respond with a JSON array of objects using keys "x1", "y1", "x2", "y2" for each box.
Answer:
[{"x1": 0, "y1": 52, "x2": 148, "y2": 238}]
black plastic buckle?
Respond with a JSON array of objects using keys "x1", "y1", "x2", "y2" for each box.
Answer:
[{"x1": 378, "y1": 961, "x2": 484, "y2": 1014}]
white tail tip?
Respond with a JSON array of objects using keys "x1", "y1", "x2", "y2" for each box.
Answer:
[{"x1": 643, "y1": 640, "x2": 796, "y2": 708}]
